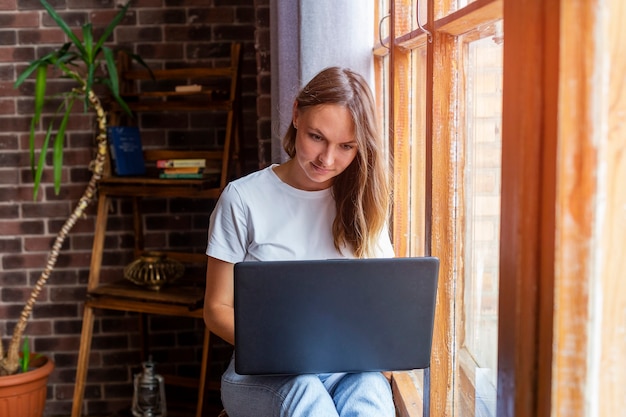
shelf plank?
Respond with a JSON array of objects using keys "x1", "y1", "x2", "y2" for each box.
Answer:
[{"x1": 88, "y1": 280, "x2": 205, "y2": 313}]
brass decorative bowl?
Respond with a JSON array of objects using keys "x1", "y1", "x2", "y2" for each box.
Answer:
[{"x1": 124, "y1": 252, "x2": 184, "y2": 291}]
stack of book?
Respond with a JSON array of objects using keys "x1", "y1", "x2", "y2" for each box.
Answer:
[{"x1": 157, "y1": 158, "x2": 208, "y2": 179}]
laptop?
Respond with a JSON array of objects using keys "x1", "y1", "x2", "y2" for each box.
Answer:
[{"x1": 233, "y1": 257, "x2": 439, "y2": 375}]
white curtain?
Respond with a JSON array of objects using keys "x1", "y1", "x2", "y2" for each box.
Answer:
[{"x1": 270, "y1": 0, "x2": 375, "y2": 163}]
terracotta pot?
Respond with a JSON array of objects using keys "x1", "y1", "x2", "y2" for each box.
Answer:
[{"x1": 0, "y1": 355, "x2": 54, "y2": 417}]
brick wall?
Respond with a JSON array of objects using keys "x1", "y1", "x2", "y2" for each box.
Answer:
[{"x1": 0, "y1": 0, "x2": 271, "y2": 415}]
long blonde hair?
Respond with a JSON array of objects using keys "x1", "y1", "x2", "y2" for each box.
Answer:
[{"x1": 283, "y1": 67, "x2": 391, "y2": 258}]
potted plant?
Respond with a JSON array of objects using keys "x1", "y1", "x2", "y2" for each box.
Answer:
[{"x1": 1, "y1": 0, "x2": 146, "y2": 414}]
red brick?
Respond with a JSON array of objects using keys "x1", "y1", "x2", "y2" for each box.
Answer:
[
  {"x1": 89, "y1": 9, "x2": 136, "y2": 26},
  {"x1": 34, "y1": 334, "x2": 81, "y2": 351},
  {"x1": 0, "y1": 204, "x2": 19, "y2": 218},
  {"x1": 18, "y1": 28, "x2": 67, "y2": 44},
  {"x1": 0, "y1": 237, "x2": 21, "y2": 252},
  {"x1": 0, "y1": 98, "x2": 16, "y2": 113},
  {"x1": 236, "y1": 6, "x2": 255, "y2": 24},
  {"x1": 0, "y1": 30, "x2": 16, "y2": 45},
  {"x1": 133, "y1": 0, "x2": 162, "y2": 7},
  {"x1": 116, "y1": 26, "x2": 162, "y2": 42},
  {"x1": 53, "y1": 318, "x2": 84, "y2": 334},
  {"x1": 41, "y1": 11, "x2": 87, "y2": 28},
  {"x1": 16, "y1": 319, "x2": 53, "y2": 335},
  {"x1": 256, "y1": 95, "x2": 271, "y2": 117},
  {"x1": 0, "y1": 270, "x2": 27, "y2": 285},
  {"x1": 49, "y1": 286, "x2": 86, "y2": 302},
  {"x1": 214, "y1": 24, "x2": 255, "y2": 41},
  {"x1": 0, "y1": 46, "x2": 34, "y2": 62},
  {"x1": 0, "y1": 219, "x2": 45, "y2": 234},
  {"x1": 0, "y1": 168, "x2": 19, "y2": 184},
  {"x1": 23, "y1": 201, "x2": 71, "y2": 218},
  {"x1": 0, "y1": 11, "x2": 39, "y2": 27},
  {"x1": 0, "y1": 0, "x2": 16, "y2": 11},
  {"x1": 24, "y1": 235, "x2": 57, "y2": 251},
  {"x1": 188, "y1": 7, "x2": 235, "y2": 24},
  {"x1": 136, "y1": 42, "x2": 184, "y2": 60},
  {"x1": 138, "y1": 9, "x2": 186, "y2": 25}
]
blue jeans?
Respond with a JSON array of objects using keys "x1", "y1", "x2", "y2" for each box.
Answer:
[{"x1": 220, "y1": 357, "x2": 395, "y2": 417}]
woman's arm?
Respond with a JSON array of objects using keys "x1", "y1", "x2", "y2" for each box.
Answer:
[{"x1": 203, "y1": 256, "x2": 236, "y2": 345}]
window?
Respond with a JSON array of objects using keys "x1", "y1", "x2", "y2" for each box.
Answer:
[
  {"x1": 376, "y1": 1, "x2": 626, "y2": 416},
  {"x1": 457, "y1": 31, "x2": 502, "y2": 416},
  {"x1": 375, "y1": 1, "x2": 503, "y2": 415}
]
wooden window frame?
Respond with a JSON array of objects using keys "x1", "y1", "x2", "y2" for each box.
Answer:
[
  {"x1": 377, "y1": 1, "x2": 503, "y2": 416},
  {"x1": 381, "y1": 0, "x2": 626, "y2": 416}
]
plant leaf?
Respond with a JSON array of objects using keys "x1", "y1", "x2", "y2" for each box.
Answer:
[
  {"x1": 82, "y1": 23, "x2": 94, "y2": 62},
  {"x1": 55, "y1": 44, "x2": 77, "y2": 65},
  {"x1": 95, "y1": 1, "x2": 131, "y2": 53},
  {"x1": 82, "y1": 23, "x2": 95, "y2": 109},
  {"x1": 33, "y1": 123, "x2": 54, "y2": 201},
  {"x1": 29, "y1": 118, "x2": 38, "y2": 172},
  {"x1": 102, "y1": 77, "x2": 133, "y2": 117},
  {"x1": 129, "y1": 51, "x2": 153, "y2": 77},
  {"x1": 51, "y1": 55, "x2": 82, "y2": 84},
  {"x1": 20, "y1": 338, "x2": 31, "y2": 373},
  {"x1": 13, "y1": 52, "x2": 54, "y2": 88},
  {"x1": 102, "y1": 46, "x2": 119, "y2": 96},
  {"x1": 85, "y1": 63, "x2": 96, "y2": 110},
  {"x1": 39, "y1": 0, "x2": 87, "y2": 57},
  {"x1": 52, "y1": 97, "x2": 75, "y2": 194},
  {"x1": 29, "y1": 65, "x2": 48, "y2": 173},
  {"x1": 33, "y1": 65, "x2": 47, "y2": 123}
]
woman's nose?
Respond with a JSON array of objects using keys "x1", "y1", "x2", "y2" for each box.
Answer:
[{"x1": 318, "y1": 147, "x2": 334, "y2": 166}]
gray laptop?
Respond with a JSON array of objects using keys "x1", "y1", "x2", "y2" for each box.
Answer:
[{"x1": 233, "y1": 257, "x2": 439, "y2": 375}]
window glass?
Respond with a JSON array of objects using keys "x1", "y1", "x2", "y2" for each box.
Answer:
[
  {"x1": 456, "y1": 28, "x2": 503, "y2": 417},
  {"x1": 375, "y1": 1, "x2": 503, "y2": 414},
  {"x1": 457, "y1": 0, "x2": 478, "y2": 9},
  {"x1": 408, "y1": 46, "x2": 427, "y2": 257}
]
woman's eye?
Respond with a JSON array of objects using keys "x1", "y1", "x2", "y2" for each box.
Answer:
[
  {"x1": 341, "y1": 144, "x2": 355, "y2": 150},
  {"x1": 310, "y1": 133, "x2": 323, "y2": 141}
]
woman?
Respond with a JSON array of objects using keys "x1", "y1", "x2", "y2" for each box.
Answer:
[{"x1": 203, "y1": 67, "x2": 395, "y2": 417}]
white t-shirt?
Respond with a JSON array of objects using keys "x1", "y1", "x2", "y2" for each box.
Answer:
[
  {"x1": 206, "y1": 164, "x2": 394, "y2": 263},
  {"x1": 207, "y1": 165, "x2": 394, "y2": 388}
]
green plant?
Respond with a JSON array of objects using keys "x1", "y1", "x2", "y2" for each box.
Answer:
[
  {"x1": 18, "y1": 338, "x2": 41, "y2": 373},
  {"x1": 0, "y1": 0, "x2": 146, "y2": 377},
  {"x1": 15, "y1": 0, "x2": 142, "y2": 199}
]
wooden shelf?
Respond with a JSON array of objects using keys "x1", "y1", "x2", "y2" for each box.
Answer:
[
  {"x1": 88, "y1": 280, "x2": 205, "y2": 312},
  {"x1": 71, "y1": 42, "x2": 242, "y2": 417},
  {"x1": 112, "y1": 99, "x2": 233, "y2": 113}
]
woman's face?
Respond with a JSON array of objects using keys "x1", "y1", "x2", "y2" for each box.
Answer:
[{"x1": 291, "y1": 104, "x2": 358, "y2": 191}]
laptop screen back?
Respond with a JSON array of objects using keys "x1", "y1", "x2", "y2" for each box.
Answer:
[{"x1": 234, "y1": 257, "x2": 439, "y2": 375}]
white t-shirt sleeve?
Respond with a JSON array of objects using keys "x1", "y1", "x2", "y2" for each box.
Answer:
[{"x1": 206, "y1": 183, "x2": 249, "y2": 264}]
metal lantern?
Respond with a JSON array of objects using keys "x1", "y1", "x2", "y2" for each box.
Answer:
[{"x1": 131, "y1": 358, "x2": 167, "y2": 417}]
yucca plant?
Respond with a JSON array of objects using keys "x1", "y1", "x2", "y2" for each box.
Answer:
[{"x1": 0, "y1": 0, "x2": 147, "y2": 376}]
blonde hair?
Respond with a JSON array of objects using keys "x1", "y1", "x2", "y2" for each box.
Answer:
[{"x1": 283, "y1": 67, "x2": 391, "y2": 258}]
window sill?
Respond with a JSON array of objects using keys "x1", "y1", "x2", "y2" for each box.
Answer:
[{"x1": 392, "y1": 370, "x2": 424, "y2": 417}]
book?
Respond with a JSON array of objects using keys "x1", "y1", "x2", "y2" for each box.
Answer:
[
  {"x1": 159, "y1": 172, "x2": 206, "y2": 179},
  {"x1": 159, "y1": 168, "x2": 220, "y2": 180},
  {"x1": 162, "y1": 167, "x2": 204, "y2": 174},
  {"x1": 175, "y1": 84, "x2": 202, "y2": 93},
  {"x1": 156, "y1": 159, "x2": 206, "y2": 168},
  {"x1": 108, "y1": 126, "x2": 146, "y2": 176}
]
